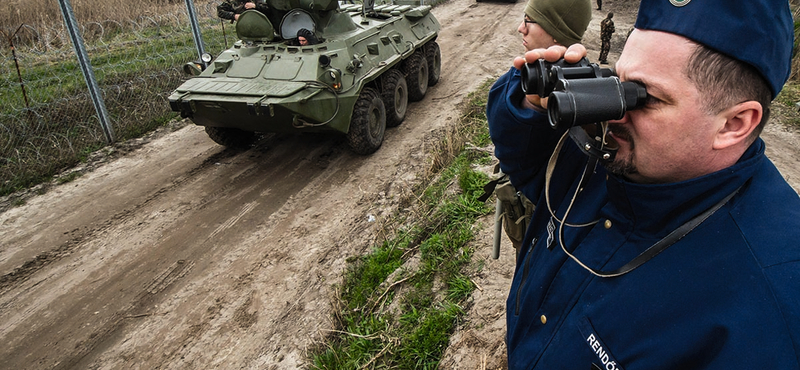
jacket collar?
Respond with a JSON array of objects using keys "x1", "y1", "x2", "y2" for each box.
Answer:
[{"x1": 603, "y1": 139, "x2": 764, "y2": 236}]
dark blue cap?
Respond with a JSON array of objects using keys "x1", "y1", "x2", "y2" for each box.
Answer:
[{"x1": 635, "y1": 0, "x2": 794, "y2": 99}]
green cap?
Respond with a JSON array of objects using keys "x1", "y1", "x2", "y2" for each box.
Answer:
[{"x1": 525, "y1": 0, "x2": 592, "y2": 46}]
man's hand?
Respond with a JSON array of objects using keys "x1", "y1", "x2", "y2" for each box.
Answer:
[
  {"x1": 244, "y1": 2, "x2": 256, "y2": 9},
  {"x1": 513, "y1": 44, "x2": 587, "y2": 110}
]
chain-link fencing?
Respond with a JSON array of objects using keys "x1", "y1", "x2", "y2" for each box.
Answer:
[{"x1": 0, "y1": 0, "x2": 240, "y2": 196}]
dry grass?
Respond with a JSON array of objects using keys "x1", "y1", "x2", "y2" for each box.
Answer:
[
  {"x1": 792, "y1": 3, "x2": 800, "y2": 82},
  {"x1": 0, "y1": 0, "x2": 187, "y2": 32}
]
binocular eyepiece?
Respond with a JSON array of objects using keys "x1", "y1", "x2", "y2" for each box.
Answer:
[{"x1": 520, "y1": 57, "x2": 647, "y2": 130}]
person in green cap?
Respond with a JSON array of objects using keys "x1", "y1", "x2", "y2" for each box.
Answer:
[
  {"x1": 485, "y1": 0, "x2": 592, "y2": 252},
  {"x1": 520, "y1": 0, "x2": 591, "y2": 51}
]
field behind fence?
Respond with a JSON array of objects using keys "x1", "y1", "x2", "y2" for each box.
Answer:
[{"x1": 0, "y1": 0, "x2": 237, "y2": 197}]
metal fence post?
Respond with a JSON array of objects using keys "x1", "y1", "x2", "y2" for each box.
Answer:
[
  {"x1": 56, "y1": 0, "x2": 115, "y2": 143},
  {"x1": 4, "y1": 25, "x2": 32, "y2": 112},
  {"x1": 185, "y1": 0, "x2": 208, "y2": 68}
]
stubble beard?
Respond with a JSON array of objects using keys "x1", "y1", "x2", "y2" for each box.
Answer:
[{"x1": 603, "y1": 125, "x2": 638, "y2": 178}]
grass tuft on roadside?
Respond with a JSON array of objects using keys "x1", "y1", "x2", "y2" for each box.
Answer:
[{"x1": 309, "y1": 79, "x2": 496, "y2": 370}]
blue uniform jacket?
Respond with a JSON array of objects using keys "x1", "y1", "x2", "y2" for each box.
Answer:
[{"x1": 488, "y1": 67, "x2": 800, "y2": 369}]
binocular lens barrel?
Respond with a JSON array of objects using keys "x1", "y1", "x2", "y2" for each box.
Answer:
[
  {"x1": 519, "y1": 60, "x2": 543, "y2": 95},
  {"x1": 520, "y1": 58, "x2": 613, "y2": 96},
  {"x1": 547, "y1": 78, "x2": 647, "y2": 130}
]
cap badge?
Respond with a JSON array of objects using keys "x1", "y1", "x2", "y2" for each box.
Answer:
[{"x1": 668, "y1": 0, "x2": 691, "y2": 6}]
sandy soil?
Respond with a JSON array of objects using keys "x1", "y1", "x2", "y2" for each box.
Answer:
[{"x1": 1, "y1": 0, "x2": 799, "y2": 369}]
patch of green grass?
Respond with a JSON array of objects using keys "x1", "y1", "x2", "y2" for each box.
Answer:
[
  {"x1": 341, "y1": 229, "x2": 412, "y2": 309},
  {"x1": 776, "y1": 82, "x2": 800, "y2": 108},
  {"x1": 446, "y1": 274, "x2": 475, "y2": 302},
  {"x1": 396, "y1": 302, "x2": 463, "y2": 369},
  {"x1": 774, "y1": 82, "x2": 800, "y2": 128},
  {"x1": 309, "y1": 79, "x2": 496, "y2": 369}
]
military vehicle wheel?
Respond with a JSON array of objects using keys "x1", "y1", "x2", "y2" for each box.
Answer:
[
  {"x1": 347, "y1": 87, "x2": 387, "y2": 155},
  {"x1": 404, "y1": 50, "x2": 429, "y2": 102},
  {"x1": 382, "y1": 69, "x2": 408, "y2": 127},
  {"x1": 205, "y1": 126, "x2": 256, "y2": 148},
  {"x1": 425, "y1": 42, "x2": 441, "y2": 87}
]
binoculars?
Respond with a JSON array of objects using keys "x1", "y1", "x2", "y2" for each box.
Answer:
[{"x1": 520, "y1": 57, "x2": 647, "y2": 130}]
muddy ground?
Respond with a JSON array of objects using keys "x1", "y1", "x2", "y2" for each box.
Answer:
[{"x1": 2, "y1": 0, "x2": 799, "y2": 369}]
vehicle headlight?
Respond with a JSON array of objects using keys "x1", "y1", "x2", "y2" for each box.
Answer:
[
  {"x1": 324, "y1": 68, "x2": 342, "y2": 91},
  {"x1": 183, "y1": 62, "x2": 203, "y2": 76}
]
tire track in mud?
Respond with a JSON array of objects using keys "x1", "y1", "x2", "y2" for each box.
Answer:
[
  {"x1": 149, "y1": 138, "x2": 389, "y2": 368},
  {"x1": 0, "y1": 147, "x2": 243, "y2": 297},
  {"x1": 49, "y1": 259, "x2": 198, "y2": 370},
  {"x1": 127, "y1": 144, "x2": 362, "y2": 369},
  {"x1": 0, "y1": 145, "x2": 243, "y2": 369},
  {"x1": 56, "y1": 137, "x2": 356, "y2": 369},
  {"x1": 0, "y1": 130, "x2": 305, "y2": 298},
  {"x1": 0, "y1": 132, "x2": 338, "y2": 368},
  {"x1": 434, "y1": 0, "x2": 523, "y2": 101}
]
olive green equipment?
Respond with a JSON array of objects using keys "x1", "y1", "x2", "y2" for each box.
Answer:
[
  {"x1": 171, "y1": 0, "x2": 441, "y2": 154},
  {"x1": 479, "y1": 165, "x2": 535, "y2": 259}
]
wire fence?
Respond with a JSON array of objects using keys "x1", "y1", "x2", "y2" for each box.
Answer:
[{"x1": 0, "y1": 0, "x2": 238, "y2": 196}]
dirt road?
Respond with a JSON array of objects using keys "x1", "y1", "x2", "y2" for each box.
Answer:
[
  {"x1": 2, "y1": 0, "x2": 799, "y2": 369},
  {"x1": 1, "y1": 0, "x2": 528, "y2": 368}
]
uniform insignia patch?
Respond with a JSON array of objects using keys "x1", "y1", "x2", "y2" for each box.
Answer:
[
  {"x1": 546, "y1": 217, "x2": 555, "y2": 250},
  {"x1": 579, "y1": 318, "x2": 625, "y2": 370}
]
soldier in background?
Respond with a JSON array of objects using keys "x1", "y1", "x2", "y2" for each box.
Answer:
[
  {"x1": 217, "y1": 0, "x2": 270, "y2": 23},
  {"x1": 599, "y1": 12, "x2": 615, "y2": 64}
]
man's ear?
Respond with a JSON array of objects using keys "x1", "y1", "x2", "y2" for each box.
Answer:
[{"x1": 713, "y1": 101, "x2": 762, "y2": 150}]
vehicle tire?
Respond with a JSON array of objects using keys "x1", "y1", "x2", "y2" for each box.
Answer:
[
  {"x1": 425, "y1": 41, "x2": 441, "y2": 87},
  {"x1": 204, "y1": 126, "x2": 256, "y2": 148},
  {"x1": 381, "y1": 69, "x2": 408, "y2": 127},
  {"x1": 404, "y1": 50, "x2": 428, "y2": 102},
  {"x1": 347, "y1": 87, "x2": 386, "y2": 155}
]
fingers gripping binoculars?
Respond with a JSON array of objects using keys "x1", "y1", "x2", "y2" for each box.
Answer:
[{"x1": 520, "y1": 58, "x2": 647, "y2": 130}]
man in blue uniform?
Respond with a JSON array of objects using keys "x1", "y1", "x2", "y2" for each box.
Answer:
[{"x1": 487, "y1": 0, "x2": 800, "y2": 368}]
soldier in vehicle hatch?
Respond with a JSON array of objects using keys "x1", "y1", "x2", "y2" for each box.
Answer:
[
  {"x1": 296, "y1": 28, "x2": 319, "y2": 46},
  {"x1": 217, "y1": 0, "x2": 270, "y2": 22}
]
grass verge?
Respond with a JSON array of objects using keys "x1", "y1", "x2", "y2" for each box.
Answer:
[{"x1": 309, "y1": 79, "x2": 495, "y2": 369}]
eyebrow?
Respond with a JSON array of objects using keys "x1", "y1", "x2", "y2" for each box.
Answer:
[{"x1": 627, "y1": 77, "x2": 670, "y2": 103}]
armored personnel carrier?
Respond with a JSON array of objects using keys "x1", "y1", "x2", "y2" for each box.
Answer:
[{"x1": 169, "y1": 0, "x2": 441, "y2": 154}]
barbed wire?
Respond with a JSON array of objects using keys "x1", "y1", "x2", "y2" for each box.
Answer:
[{"x1": 1, "y1": 0, "x2": 229, "y2": 195}]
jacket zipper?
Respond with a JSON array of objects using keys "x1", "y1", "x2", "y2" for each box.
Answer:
[{"x1": 515, "y1": 237, "x2": 536, "y2": 315}]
